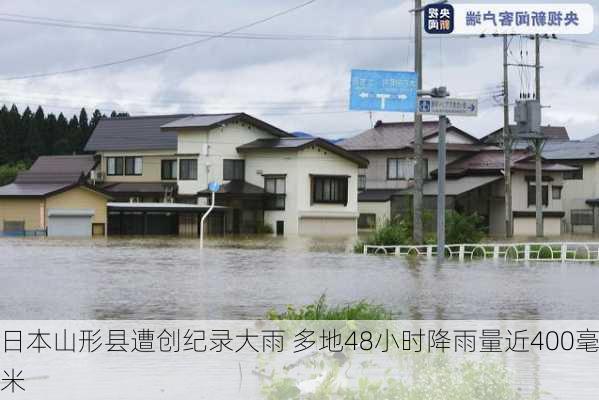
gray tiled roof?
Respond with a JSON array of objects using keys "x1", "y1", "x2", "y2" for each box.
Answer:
[
  {"x1": 160, "y1": 113, "x2": 290, "y2": 137},
  {"x1": 237, "y1": 138, "x2": 369, "y2": 167},
  {"x1": 481, "y1": 125, "x2": 570, "y2": 145},
  {"x1": 198, "y1": 180, "x2": 267, "y2": 195},
  {"x1": 338, "y1": 121, "x2": 441, "y2": 151},
  {"x1": 236, "y1": 138, "x2": 315, "y2": 150},
  {"x1": 102, "y1": 182, "x2": 176, "y2": 194},
  {"x1": 160, "y1": 113, "x2": 241, "y2": 129},
  {"x1": 542, "y1": 140, "x2": 599, "y2": 160},
  {"x1": 84, "y1": 114, "x2": 192, "y2": 152},
  {"x1": 358, "y1": 190, "x2": 401, "y2": 202},
  {"x1": 0, "y1": 183, "x2": 72, "y2": 197},
  {"x1": 14, "y1": 155, "x2": 97, "y2": 184}
]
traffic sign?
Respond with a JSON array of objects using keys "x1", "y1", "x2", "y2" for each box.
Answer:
[
  {"x1": 417, "y1": 97, "x2": 478, "y2": 116},
  {"x1": 208, "y1": 181, "x2": 221, "y2": 192},
  {"x1": 349, "y1": 69, "x2": 418, "y2": 112}
]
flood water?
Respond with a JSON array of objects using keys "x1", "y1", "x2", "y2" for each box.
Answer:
[{"x1": 1, "y1": 236, "x2": 598, "y2": 320}]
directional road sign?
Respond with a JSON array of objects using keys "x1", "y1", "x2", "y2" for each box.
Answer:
[
  {"x1": 349, "y1": 69, "x2": 418, "y2": 112},
  {"x1": 208, "y1": 181, "x2": 221, "y2": 193},
  {"x1": 416, "y1": 97, "x2": 478, "y2": 116}
]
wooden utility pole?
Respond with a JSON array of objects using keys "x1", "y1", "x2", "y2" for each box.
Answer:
[
  {"x1": 503, "y1": 35, "x2": 513, "y2": 238},
  {"x1": 534, "y1": 33, "x2": 544, "y2": 238},
  {"x1": 413, "y1": 0, "x2": 424, "y2": 244}
]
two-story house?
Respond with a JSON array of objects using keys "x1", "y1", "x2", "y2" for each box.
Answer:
[
  {"x1": 82, "y1": 113, "x2": 367, "y2": 237},
  {"x1": 339, "y1": 120, "x2": 577, "y2": 237},
  {"x1": 338, "y1": 120, "x2": 488, "y2": 229},
  {"x1": 158, "y1": 113, "x2": 368, "y2": 236}
]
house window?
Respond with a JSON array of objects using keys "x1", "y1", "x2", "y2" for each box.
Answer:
[
  {"x1": 387, "y1": 158, "x2": 416, "y2": 180},
  {"x1": 179, "y1": 159, "x2": 198, "y2": 180},
  {"x1": 107, "y1": 157, "x2": 124, "y2": 176},
  {"x1": 161, "y1": 160, "x2": 177, "y2": 180},
  {"x1": 564, "y1": 165, "x2": 583, "y2": 180},
  {"x1": 265, "y1": 175, "x2": 286, "y2": 210},
  {"x1": 527, "y1": 183, "x2": 549, "y2": 206},
  {"x1": 358, "y1": 175, "x2": 367, "y2": 191},
  {"x1": 223, "y1": 159, "x2": 245, "y2": 181},
  {"x1": 552, "y1": 186, "x2": 562, "y2": 200},
  {"x1": 312, "y1": 175, "x2": 348, "y2": 205},
  {"x1": 125, "y1": 157, "x2": 143, "y2": 176}
]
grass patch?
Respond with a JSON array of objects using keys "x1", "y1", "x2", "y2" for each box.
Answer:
[{"x1": 267, "y1": 295, "x2": 393, "y2": 320}]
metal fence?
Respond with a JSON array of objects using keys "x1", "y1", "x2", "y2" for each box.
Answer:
[
  {"x1": 0, "y1": 230, "x2": 47, "y2": 238},
  {"x1": 571, "y1": 209, "x2": 594, "y2": 227},
  {"x1": 363, "y1": 243, "x2": 599, "y2": 262}
]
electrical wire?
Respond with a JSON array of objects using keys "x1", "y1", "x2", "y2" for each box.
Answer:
[{"x1": 0, "y1": 0, "x2": 318, "y2": 81}]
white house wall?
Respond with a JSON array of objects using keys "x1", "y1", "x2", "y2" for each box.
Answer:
[
  {"x1": 511, "y1": 171, "x2": 564, "y2": 213},
  {"x1": 424, "y1": 131, "x2": 475, "y2": 144},
  {"x1": 561, "y1": 161, "x2": 597, "y2": 230},
  {"x1": 176, "y1": 121, "x2": 274, "y2": 196},
  {"x1": 244, "y1": 145, "x2": 359, "y2": 236}
]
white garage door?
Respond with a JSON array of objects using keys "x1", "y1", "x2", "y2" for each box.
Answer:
[{"x1": 47, "y1": 209, "x2": 94, "y2": 237}]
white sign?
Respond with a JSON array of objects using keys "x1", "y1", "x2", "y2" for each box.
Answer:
[
  {"x1": 452, "y1": 4, "x2": 594, "y2": 35},
  {"x1": 417, "y1": 97, "x2": 478, "y2": 116}
]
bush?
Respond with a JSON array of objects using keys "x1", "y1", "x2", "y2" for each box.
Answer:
[
  {"x1": 0, "y1": 162, "x2": 28, "y2": 186},
  {"x1": 267, "y1": 294, "x2": 393, "y2": 320},
  {"x1": 444, "y1": 210, "x2": 486, "y2": 244},
  {"x1": 356, "y1": 211, "x2": 486, "y2": 252},
  {"x1": 256, "y1": 222, "x2": 274, "y2": 234}
]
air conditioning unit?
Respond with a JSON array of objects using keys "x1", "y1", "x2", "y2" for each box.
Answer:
[{"x1": 90, "y1": 170, "x2": 105, "y2": 184}]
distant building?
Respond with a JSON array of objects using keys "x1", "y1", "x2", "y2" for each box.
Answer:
[{"x1": 339, "y1": 121, "x2": 577, "y2": 237}]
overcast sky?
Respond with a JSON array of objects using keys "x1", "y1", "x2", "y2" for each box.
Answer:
[{"x1": 0, "y1": 0, "x2": 598, "y2": 140}]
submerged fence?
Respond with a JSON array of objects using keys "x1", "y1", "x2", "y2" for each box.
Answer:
[{"x1": 363, "y1": 243, "x2": 599, "y2": 262}]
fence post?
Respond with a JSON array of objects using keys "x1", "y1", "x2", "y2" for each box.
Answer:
[
  {"x1": 524, "y1": 244, "x2": 531, "y2": 260},
  {"x1": 459, "y1": 245, "x2": 465, "y2": 261},
  {"x1": 426, "y1": 246, "x2": 433, "y2": 258},
  {"x1": 363, "y1": 245, "x2": 368, "y2": 255},
  {"x1": 561, "y1": 244, "x2": 567, "y2": 262}
]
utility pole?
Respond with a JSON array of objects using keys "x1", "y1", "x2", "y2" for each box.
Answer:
[
  {"x1": 503, "y1": 35, "x2": 513, "y2": 238},
  {"x1": 436, "y1": 92, "x2": 448, "y2": 264},
  {"x1": 413, "y1": 0, "x2": 424, "y2": 244},
  {"x1": 534, "y1": 33, "x2": 544, "y2": 238}
]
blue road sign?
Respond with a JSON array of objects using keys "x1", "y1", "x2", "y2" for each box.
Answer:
[
  {"x1": 208, "y1": 181, "x2": 221, "y2": 192},
  {"x1": 349, "y1": 69, "x2": 418, "y2": 112}
]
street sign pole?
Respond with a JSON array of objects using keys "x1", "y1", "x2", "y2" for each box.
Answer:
[
  {"x1": 200, "y1": 182, "x2": 221, "y2": 250},
  {"x1": 417, "y1": 87, "x2": 477, "y2": 264},
  {"x1": 437, "y1": 114, "x2": 447, "y2": 264}
]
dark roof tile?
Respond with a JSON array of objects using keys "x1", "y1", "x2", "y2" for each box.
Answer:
[{"x1": 84, "y1": 114, "x2": 192, "y2": 152}]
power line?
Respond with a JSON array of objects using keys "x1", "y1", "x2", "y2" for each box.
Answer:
[
  {"x1": 0, "y1": 12, "x2": 486, "y2": 42},
  {"x1": 0, "y1": 14, "x2": 411, "y2": 41},
  {"x1": 0, "y1": 0, "x2": 318, "y2": 81}
]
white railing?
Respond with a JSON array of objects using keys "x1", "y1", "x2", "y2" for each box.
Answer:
[{"x1": 363, "y1": 243, "x2": 599, "y2": 262}]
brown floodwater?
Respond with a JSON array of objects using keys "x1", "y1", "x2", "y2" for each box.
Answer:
[{"x1": 0, "y1": 235, "x2": 598, "y2": 319}]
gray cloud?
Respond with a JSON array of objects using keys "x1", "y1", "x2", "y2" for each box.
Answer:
[{"x1": 0, "y1": 0, "x2": 597, "y2": 139}]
